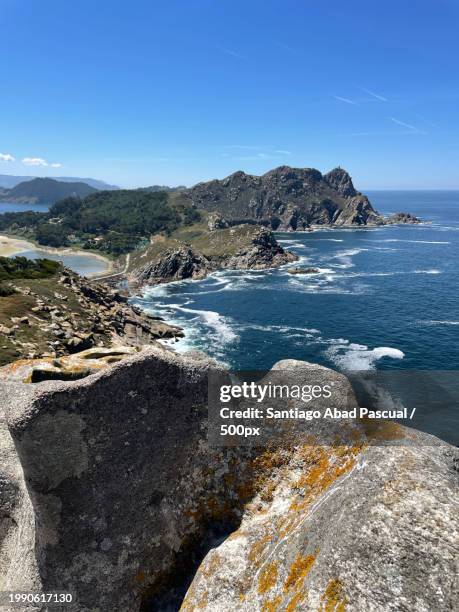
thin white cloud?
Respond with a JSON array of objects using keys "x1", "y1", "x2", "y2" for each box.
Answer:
[
  {"x1": 275, "y1": 150, "x2": 292, "y2": 155},
  {"x1": 22, "y1": 157, "x2": 62, "y2": 167},
  {"x1": 361, "y1": 87, "x2": 388, "y2": 102},
  {"x1": 389, "y1": 117, "x2": 423, "y2": 132},
  {"x1": 22, "y1": 157, "x2": 48, "y2": 166},
  {"x1": 218, "y1": 47, "x2": 246, "y2": 60},
  {"x1": 0, "y1": 153, "x2": 15, "y2": 162},
  {"x1": 334, "y1": 96, "x2": 359, "y2": 106}
]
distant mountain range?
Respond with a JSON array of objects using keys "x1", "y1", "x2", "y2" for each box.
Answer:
[
  {"x1": 0, "y1": 174, "x2": 118, "y2": 191},
  {"x1": 0, "y1": 177, "x2": 97, "y2": 204}
]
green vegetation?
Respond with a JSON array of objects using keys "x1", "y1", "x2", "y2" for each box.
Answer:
[
  {"x1": 0, "y1": 285, "x2": 16, "y2": 297},
  {"x1": 0, "y1": 256, "x2": 60, "y2": 281},
  {"x1": 0, "y1": 210, "x2": 48, "y2": 232},
  {"x1": 0, "y1": 190, "x2": 202, "y2": 256},
  {"x1": 127, "y1": 223, "x2": 261, "y2": 272}
]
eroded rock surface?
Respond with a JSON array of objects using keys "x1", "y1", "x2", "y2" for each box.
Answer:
[
  {"x1": 0, "y1": 346, "x2": 142, "y2": 383},
  {"x1": 0, "y1": 351, "x2": 457, "y2": 611}
]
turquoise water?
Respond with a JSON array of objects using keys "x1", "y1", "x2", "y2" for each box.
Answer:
[
  {"x1": 13, "y1": 247, "x2": 109, "y2": 277},
  {"x1": 134, "y1": 191, "x2": 459, "y2": 372},
  {"x1": 0, "y1": 201, "x2": 109, "y2": 277}
]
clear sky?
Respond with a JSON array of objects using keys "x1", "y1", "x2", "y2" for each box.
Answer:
[{"x1": 0, "y1": 0, "x2": 458, "y2": 189}]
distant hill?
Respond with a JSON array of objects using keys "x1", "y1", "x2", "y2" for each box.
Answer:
[
  {"x1": 0, "y1": 174, "x2": 118, "y2": 191},
  {"x1": 0, "y1": 177, "x2": 97, "y2": 204}
]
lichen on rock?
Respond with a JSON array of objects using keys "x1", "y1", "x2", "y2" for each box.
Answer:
[{"x1": 0, "y1": 349, "x2": 457, "y2": 611}]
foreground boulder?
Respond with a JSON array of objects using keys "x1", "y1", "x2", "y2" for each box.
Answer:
[
  {"x1": 0, "y1": 350, "x2": 457, "y2": 611},
  {"x1": 0, "y1": 346, "x2": 141, "y2": 383}
]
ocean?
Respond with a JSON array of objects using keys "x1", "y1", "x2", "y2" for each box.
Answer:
[{"x1": 133, "y1": 191, "x2": 459, "y2": 373}]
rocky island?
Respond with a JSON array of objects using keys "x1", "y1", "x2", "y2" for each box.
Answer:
[{"x1": 173, "y1": 166, "x2": 421, "y2": 230}]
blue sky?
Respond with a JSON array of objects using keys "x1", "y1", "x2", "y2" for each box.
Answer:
[{"x1": 0, "y1": 0, "x2": 458, "y2": 188}]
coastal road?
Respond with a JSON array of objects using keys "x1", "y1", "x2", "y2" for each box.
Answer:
[{"x1": 90, "y1": 253, "x2": 130, "y2": 283}]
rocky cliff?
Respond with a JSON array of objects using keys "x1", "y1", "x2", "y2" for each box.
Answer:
[
  {"x1": 176, "y1": 166, "x2": 419, "y2": 230},
  {"x1": 128, "y1": 225, "x2": 297, "y2": 286},
  {"x1": 0, "y1": 349, "x2": 457, "y2": 611},
  {"x1": 0, "y1": 267, "x2": 182, "y2": 365}
]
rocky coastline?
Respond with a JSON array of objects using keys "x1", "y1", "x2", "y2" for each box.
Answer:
[
  {"x1": 129, "y1": 226, "x2": 297, "y2": 287},
  {"x1": 0, "y1": 267, "x2": 183, "y2": 367}
]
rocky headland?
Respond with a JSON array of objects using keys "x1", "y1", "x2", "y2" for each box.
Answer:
[
  {"x1": 0, "y1": 348, "x2": 457, "y2": 611},
  {"x1": 173, "y1": 166, "x2": 420, "y2": 230},
  {"x1": 127, "y1": 224, "x2": 297, "y2": 287}
]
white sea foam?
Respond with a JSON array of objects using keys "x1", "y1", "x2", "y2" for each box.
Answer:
[
  {"x1": 166, "y1": 305, "x2": 238, "y2": 343},
  {"x1": 313, "y1": 238, "x2": 344, "y2": 242},
  {"x1": 375, "y1": 239, "x2": 450, "y2": 244},
  {"x1": 414, "y1": 269, "x2": 441, "y2": 274},
  {"x1": 234, "y1": 323, "x2": 321, "y2": 335},
  {"x1": 330, "y1": 248, "x2": 368, "y2": 269},
  {"x1": 326, "y1": 341, "x2": 405, "y2": 370},
  {"x1": 417, "y1": 320, "x2": 459, "y2": 326},
  {"x1": 287, "y1": 277, "x2": 368, "y2": 294}
]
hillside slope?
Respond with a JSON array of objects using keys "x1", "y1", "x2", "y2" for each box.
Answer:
[
  {"x1": 177, "y1": 166, "x2": 417, "y2": 229},
  {"x1": 0, "y1": 177, "x2": 97, "y2": 204}
]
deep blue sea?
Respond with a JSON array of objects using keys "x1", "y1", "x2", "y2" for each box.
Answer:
[{"x1": 134, "y1": 191, "x2": 459, "y2": 373}]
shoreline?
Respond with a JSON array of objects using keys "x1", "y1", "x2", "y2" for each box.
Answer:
[{"x1": 0, "y1": 234, "x2": 114, "y2": 277}]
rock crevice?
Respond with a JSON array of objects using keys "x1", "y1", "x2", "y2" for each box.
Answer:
[{"x1": 0, "y1": 350, "x2": 457, "y2": 611}]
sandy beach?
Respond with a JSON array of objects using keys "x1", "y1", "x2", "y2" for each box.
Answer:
[
  {"x1": 0, "y1": 234, "x2": 113, "y2": 276},
  {"x1": 0, "y1": 235, "x2": 39, "y2": 257}
]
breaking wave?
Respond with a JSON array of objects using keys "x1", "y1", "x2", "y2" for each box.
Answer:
[{"x1": 325, "y1": 340, "x2": 405, "y2": 371}]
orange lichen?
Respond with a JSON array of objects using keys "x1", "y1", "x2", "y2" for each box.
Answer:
[
  {"x1": 290, "y1": 445, "x2": 361, "y2": 513},
  {"x1": 248, "y1": 532, "x2": 273, "y2": 564},
  {"x1": 284, "y1": 553, "x2": 317, "y2": 591},
  {"x1": 258, "y1": 561, "x2": 279, "y2": 594},
  {"x1": 286, "y1": 591, "x2": 306, "y2": 611},
  {"x1": 320, "y1": 578, "x2": 348, "y2": 612},
  {"x1": 261, "y1": 595, "x2": 282, "y2": 612}
]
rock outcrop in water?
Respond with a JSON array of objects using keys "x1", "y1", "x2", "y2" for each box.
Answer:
[
  {"x1": 0, "y1": 349, "x2": 457, "y2": 611},
  {"x1": 385, "y1": 212, "x2": 421, "y2": 224},
  {"x1": 177, "y1": 166, "x2": 420, "y2": 230}
]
